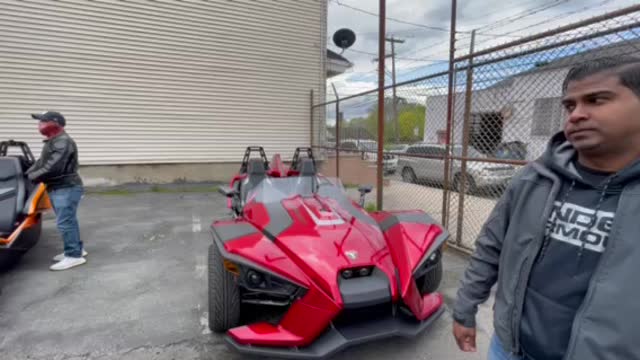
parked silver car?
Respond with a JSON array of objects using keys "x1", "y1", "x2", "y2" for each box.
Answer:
[
  {"x1": 397, "y1": 143, "x2": 517, "y2": 193},
  {"x1": 341, "y1": 139, "x2": 398, "y2": 174}
]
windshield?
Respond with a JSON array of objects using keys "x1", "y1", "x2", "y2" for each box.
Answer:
[{"x1": 246, "y1": 176, "x2": 349, "y2": 204}]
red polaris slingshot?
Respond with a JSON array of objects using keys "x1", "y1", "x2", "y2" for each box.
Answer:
[{"x1": 209, "y1": 147, "x2": 447, "y2": 359}]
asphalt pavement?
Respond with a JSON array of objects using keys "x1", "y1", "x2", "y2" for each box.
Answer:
[{"x1": 0, "y1": 189, "x2": 494, "y2": 360}]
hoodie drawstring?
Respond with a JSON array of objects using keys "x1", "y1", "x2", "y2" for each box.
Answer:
[{"x1": 575, "y1": 176, "x2": 613, "y2": 272}]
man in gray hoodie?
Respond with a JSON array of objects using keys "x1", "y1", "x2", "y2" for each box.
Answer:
[{"x1": 452, "y1": 55, "x2": 640, "y2": 360}]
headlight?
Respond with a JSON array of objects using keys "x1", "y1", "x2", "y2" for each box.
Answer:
[
  {"x1": 246, "y1": 270, "x2": 263, "y2": 287},
  {"x1": 341, "y1": 266, "x2": 374, "y2": 279},
  {"x1": 413, "y1": 248, "x2": 442, "y2": 279},
  {"x1": 224, "y1": 260, "x2": 306, "y2": 304},
  {"x1": 342, "y1": 269, "x2": 354, "y2": 279}
]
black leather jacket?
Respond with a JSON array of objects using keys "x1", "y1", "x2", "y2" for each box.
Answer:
[{"x1": 26, "y1": 132, "x2": 83, "y2": 190}]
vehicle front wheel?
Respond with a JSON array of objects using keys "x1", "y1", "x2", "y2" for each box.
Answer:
[
  {"x1": 402, "y1": 167, "x2": 417, "y2": 183},
  {"x1": 208, "y1": 243, "x2": 241, "y2": 332}
]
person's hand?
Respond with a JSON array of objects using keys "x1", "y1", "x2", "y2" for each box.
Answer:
[{"x1": 453, "y1": 320, "x2": 477, "y2": 352}]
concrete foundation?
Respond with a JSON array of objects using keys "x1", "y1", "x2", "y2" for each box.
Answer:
[
  {"x1": 79, "y1": 162, "x2": 243, "y2": 186},
  {"x1": 78, "y1": 154, "x2": 382, "y2": 188}
]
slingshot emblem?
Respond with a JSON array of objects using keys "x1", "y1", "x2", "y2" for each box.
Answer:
[{"x1": 345, "y1": 250, "x2": 358, "y2": 260}]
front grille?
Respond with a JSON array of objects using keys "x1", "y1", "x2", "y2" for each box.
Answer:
[{"x1": 332, "y1": 302, "x2": 393, "y2": 328}]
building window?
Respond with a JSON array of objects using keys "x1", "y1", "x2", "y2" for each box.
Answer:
[
  {"x1": 531, "y1": 97, "x2": 564, "y2": 136},
  {"x1": 470, "y1": 112, "x2": 503, "y2": 155}
]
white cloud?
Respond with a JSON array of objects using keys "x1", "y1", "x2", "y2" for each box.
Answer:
[{"x1": 327, "y1": 0, "x2": 639, "y2": 99}]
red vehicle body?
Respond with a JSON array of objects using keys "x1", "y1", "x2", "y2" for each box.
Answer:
[{"x1": 209, "y1": 147, "x2": 447, "y2": 359}]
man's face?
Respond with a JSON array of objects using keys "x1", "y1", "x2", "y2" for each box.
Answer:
[{"x1": 561, "y1": 72, "x2": 640, "y2": 156}]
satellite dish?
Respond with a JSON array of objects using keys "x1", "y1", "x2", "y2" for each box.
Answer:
[{"x1": 333, "y1": 28, "x2": 356, "y2": 54}]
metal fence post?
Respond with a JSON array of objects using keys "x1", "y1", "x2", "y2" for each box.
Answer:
[
  {"x1": 455, "y1": 30, "x2": 476, "y2": 247},
  {"x1": 331, "y1": 84, "x2": 340, "y2": 179},
  {"x1": 442, "y1": 0, "x2": 458, "y2": 227},
  {"x1": 336, "y1": 100, "x2": 340, "y2": 179},
  {"x1": 376, "y1": 0, "x2": 386, "y2": 211}
]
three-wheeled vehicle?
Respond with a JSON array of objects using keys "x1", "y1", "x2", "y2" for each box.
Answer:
[
  {"x1": 209, "y1": 147, "x2": 446, "y2": 359},
  {"x1": 0, "y1": 140, "x2": 51, "y2": 270}
]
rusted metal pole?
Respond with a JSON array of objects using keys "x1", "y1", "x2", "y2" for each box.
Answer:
[
  {"x1": 310, "y1": 89, "x2": 314, "y2": 148},
  {"x1": 455, "y1": 30, "x2": 475, "y2": 247},
  {"x1": 376, "y1": 0, "x2": 386, "y2": 211},
  {"x1": 332, "y1": 84, "x2": 340, "y2": 179},
  {"x1": 442, "y1": 0, "x2": 457, "y2": 227}
]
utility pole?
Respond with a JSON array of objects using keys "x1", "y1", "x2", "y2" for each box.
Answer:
[
  {"x1": 375, "y1": 36, "x2": 405, "y2": 144},
  {"x1": 388, "y1": 36, "x2": 404, "y2": 144},
  {"x1": 376, "y1": 0, "x2": 386, "y2": 211}
]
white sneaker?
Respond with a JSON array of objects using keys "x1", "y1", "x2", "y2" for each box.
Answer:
[
  {"x1": 50, "y1": 256, "x2": 87, "y2": 271},
  {"x1": 53, "y1": 250, "x2": 88, "y2": 262}
]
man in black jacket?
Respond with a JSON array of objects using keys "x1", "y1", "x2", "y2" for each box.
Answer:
[
  {"x1": 452, "y1": 56, "x2": 640, "y2": 359},
  {"x1": 27, "y1": 111, "x2": 87, "y2": 271}
]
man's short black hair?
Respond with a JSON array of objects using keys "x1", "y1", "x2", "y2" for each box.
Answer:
[{"x1": 562, "y1": 56, "x2": 640, "y2": 98}]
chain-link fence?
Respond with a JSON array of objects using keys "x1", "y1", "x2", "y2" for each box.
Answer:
[{"x1": 312, "y1": 4, "x2": 640, "y2": 253}]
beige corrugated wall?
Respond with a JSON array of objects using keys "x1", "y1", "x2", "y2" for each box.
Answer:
[{"x1": 0, "y1": 0, "x2": 327, "y2": 164}]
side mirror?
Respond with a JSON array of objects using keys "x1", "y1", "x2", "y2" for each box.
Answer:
[
  {"x1": 358, "y1": 185, "x2": 372, "y2": 207},
  {"x1": 218, "y1": 186, "x2": 238, "y2": 198}
]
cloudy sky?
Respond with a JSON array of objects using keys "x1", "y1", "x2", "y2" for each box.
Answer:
[{"x1": 326, "y1": 0, "x2": 637, "y2": 105}]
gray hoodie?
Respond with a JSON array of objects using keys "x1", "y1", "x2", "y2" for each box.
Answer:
[{"x1": 453, "y1": 131, "x2": 640, "y2": 359}]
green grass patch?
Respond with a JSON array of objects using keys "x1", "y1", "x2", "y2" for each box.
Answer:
[
  {"x1": 364, "y1": 202, "x2": 377, "y2": 212},
  {"x1": 88, "y1": 189, "x2": 135, "y2": 196}
]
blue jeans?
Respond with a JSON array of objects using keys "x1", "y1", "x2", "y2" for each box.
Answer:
[
  {"x1": 489, "y1": 335, "x2": 524, "y2": 360},
  {"x1": 48, "y1": 185, "x2": 84, "y2": 258}
]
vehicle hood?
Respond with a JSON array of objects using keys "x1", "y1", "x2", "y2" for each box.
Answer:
[{"x1": 244, "y1": 195, "x2": 396, "y2": 301}]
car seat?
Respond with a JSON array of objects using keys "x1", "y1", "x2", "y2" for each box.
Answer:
[
  {"x1": 294, "y1": 158, "x2": 317, "y2": 196},
  {"x1": 241, "y1": 158, "x2": 268, "y2": 203},
  {"x1": 0, "y1": 158, "x2": 27, "y2": 237}
]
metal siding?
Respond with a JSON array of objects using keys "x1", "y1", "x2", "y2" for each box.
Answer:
[{"x1": 0, "y1": 0, "x2": 326, "y2": 164}]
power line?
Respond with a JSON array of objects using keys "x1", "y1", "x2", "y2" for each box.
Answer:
[
  {"x1": 398, "y1": 38, "x2": 451, "y2": 56},
  {"x1": 460, "y1": 0, "x2": 562, "y2": 30},
  {"x1": 347, "y1": 48, "x2": 447, "y2": 62},
  {"x1": 332, "y1": 0, "x2": 464, "y2": 33},
  {"x1": 472, "y1": 0, "x2": 572, "y2": 33},
  {"x1": 454, "y1": 0, "x2": 576, "y2": 54},
  {"x1": 496, "y1": 0, "x2": 615, "y2": 37},
  {"x1": 462, "y1": 0, "x2": 617, "y2": 50},
  {"x1": 357, "y1": 27, "x2": 520, "y2": 39}
]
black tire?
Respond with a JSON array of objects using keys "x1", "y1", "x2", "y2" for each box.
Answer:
[
  {"x1": 0, "y1": 220, "x2": 41, "y2": 272},
  {"x1": 402, "y1": 167, "x2": 417, "y2": 184},
  {"x1": 0, "y1": 253, "x2": 23, "y2": 272},
  {"x1": 419, "y1": 258, "x2": 443, "y2": 295},
  {"x1": 453, "y1": 173, "x2": 477, "y2": 194},
  {"x1": 208, "y1": 243, "x2": 241, "y2": 332}
]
